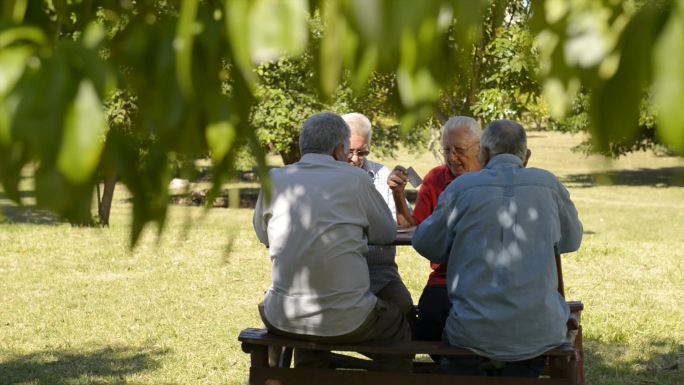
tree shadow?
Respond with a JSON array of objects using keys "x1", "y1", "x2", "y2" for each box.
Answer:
[
  {"x1": 0, "y1": 345, "x2": 170, "y2": 385},
  {"x1": 0, "y1": 190, "x2": 61, "y2": 225},
  {"x1": 1, "y1": 205, "x2": 61, "y2": 225},
  {"x1": 169, "y1": 187, "x2": 263, "y2": 209},
  {"x1": 562, "y1": 167, "x2": 684, "y2": 188},
  {"x1": 0, "y1": 190, "x2": 35, "y2": 200},
  {"x1": 584, "y1": 336, "x2": 683, "y2": 384}
]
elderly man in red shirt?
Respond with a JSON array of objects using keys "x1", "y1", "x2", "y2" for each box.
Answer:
[{"x1": 389, "y1": 116, "x2": 482, "y2": 346}]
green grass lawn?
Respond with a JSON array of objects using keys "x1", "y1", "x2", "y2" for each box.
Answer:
[{"x1": 1, "y1": 131, "x2": 683, "y2": 384}]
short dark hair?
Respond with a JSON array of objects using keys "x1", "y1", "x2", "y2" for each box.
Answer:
[
  {"x1": 299, "y1": 112, "x2": 350, "y2": 156},
  {"x1": 481, "y1": 119, "x2": 527, "y2": 161}
]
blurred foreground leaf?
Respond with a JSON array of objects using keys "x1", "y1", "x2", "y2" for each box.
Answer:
[
  {"x1": 57, "y1": 79, "x2": 107, "y2": 184},
  {"x1": 654, "y1": 0, "x2": 684, "y2": 154}
]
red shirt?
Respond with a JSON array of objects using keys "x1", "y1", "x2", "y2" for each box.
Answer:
[{"x1": 412, "y1": 165, "x2": 455, "y2": 287}]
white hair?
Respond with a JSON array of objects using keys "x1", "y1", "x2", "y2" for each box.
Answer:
[
  {"x1": 341, "y1": 112, "x2": 372, "y2": 144},
  {"x1": 481, "y1": 119, "x2": 527, "y2": 161},
  {"x1": 441, "y1": 116, "x2": 482, "y2": 147},
  {"x1": 299, "y1": 112, "x2": 350, "y2": 156}
]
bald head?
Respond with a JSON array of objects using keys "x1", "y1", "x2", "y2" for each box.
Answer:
[{"x1": 480, "y1": 119, "x2": 528, "y2": 161}]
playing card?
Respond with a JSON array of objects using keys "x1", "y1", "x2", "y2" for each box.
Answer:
[{"x1": 406, "y1": 167, "x2": 422, "y2": 187}]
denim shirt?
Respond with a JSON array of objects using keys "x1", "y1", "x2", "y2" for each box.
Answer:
[{"x1": 412, "y1": 154, "x2": 582, "y2": 361}]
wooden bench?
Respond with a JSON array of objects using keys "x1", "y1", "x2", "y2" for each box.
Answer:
[{"x1": 239, "y1": 301, "x2": 584, "y2": 385}]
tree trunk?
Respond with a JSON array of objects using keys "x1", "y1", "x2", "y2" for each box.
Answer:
[{"x1": 98, "y1": 175, "x2": 117, "y2": 226}]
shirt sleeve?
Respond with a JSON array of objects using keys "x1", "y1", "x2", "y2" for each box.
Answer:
[
  {"x1": 375, "y1": 165, "x2": 397, "y2": 219},
  {"x1": 556, "y1": 182, "x2": 583, "y2": 253},
  {"x1": 363, "y1": 176, "x2": 397, "y2": 245},
  {"x1": 252, "y1": 187, "x2": 270, "y2": 247},
  {"x1": 412, "y1": 190, "x2": 454, "y2": 264}
]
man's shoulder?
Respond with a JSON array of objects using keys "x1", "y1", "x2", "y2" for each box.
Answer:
[
  {"x1": 423, "y1": 165, "x2": 448, "y2": 184},
  {"x1": 447, "y1": 170, "x2": 484, "y2": 191},
  {"x1": 522, "y1": 167, "x2": 563, "y2": 187},
  {"x1": 524, "y1": 166, "x2": 557, "y2": 178},
  {"x1": 365, "y1": 159, "x2": 390, "y2": 176},
  {"x1": 271, "y1": 158, "x2": 369, "y2": 182}
]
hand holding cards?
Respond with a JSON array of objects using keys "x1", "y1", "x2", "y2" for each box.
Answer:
[{"x1": 406, "y1": 167, "x2": 422, "y2": 187}]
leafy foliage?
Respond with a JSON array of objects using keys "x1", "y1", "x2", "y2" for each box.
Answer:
[
  {"x1": 530, "y1": 0, "x2": 681, "y2": 155},
  {"x1": 0, "y1": 0, "x2": 682, "y2": 244},
  {"x1": 550, "y1": 91, "x2": 663, "y2": 157}
]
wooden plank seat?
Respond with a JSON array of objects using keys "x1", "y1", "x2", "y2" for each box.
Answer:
[{"x1": 239, "y1": 301, "x2": 584, "y2": 385}]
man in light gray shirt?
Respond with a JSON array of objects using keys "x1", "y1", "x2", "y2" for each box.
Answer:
[
  {"x1": 342, "y1": 112, "x2": 413, "y2": 318},
  {"x1": 254, "y1": 112, "x2": 411, "y2": 370},
  {"x1": 412, "y1": 119, "x2": 582, "y2": 377}
]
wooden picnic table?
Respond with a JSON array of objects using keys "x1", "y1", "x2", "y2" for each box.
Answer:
[
  {"x1": 392, "y1": 226, "x2": 415, "y2": 246},
  {"x1": 241, "y1": 225, "x2": 585, "y2": 384}
]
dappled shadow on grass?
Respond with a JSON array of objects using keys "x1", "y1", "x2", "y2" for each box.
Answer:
[
  {"x1": 0, "y1": 190, "x2": 61, "y2": 225},
  {"x1": 1, "y1": 205, "x2": 60, "y2": 225},
  {"x1": 584, "y1": 336, "x2": 683, "y2": 384},
  {"x1": 0, "y1": 190, "x2": 35, "y2": 200},
  {"x1": 562, "y1": 167, "x2": 684, "y2": 188},
  {"x1": 169, "y1": 187, "x2": 260, "y2": 209},
  {"x1": 0, "y1": 345, "x2": 169, "y2": 385}
]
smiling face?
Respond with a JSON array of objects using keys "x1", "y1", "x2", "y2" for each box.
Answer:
[
  {"x1": 442, "y1": 127, "x2": 482, "y2": 177},
  {"x1": 348, "y1": 133, "x2": 370, "y2": 168}
]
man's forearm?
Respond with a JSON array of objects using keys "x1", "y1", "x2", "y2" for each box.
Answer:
[{"x1": 392, "y1": 190, "x2": 415, "y2": 227}]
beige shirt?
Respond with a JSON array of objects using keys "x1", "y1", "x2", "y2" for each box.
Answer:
[{"x1": 254, "y1": 153, "x2": 396, "y2": 336}]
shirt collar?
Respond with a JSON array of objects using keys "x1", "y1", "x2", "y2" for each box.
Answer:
[
  {"x1": 442, "y1": 164, "x2": 456, "y2": 183},
  {"x1": 361, "y1": 160, "x2": 375, "y2": 179},
  {"x1": 299, "y1": 152, "x2": 339, "y2": 164},
  {"x1": 485, "y1": 153, "x2": 524, "y2": 170}
]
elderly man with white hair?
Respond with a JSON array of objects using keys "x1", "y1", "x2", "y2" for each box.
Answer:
[
  {"x1": 412, "y1": 119, "x2": 582, "y2": 377},
  {"x1": 342, "y1": 112, "x2": 414, "y2": 321},
  {"x1": 254, "y1": 112, "x2": 411, "y2": 371},
  {"x1": 390, "y1": 116, "x2": 483, "y2": 345}
]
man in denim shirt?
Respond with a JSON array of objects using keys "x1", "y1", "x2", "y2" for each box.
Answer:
[{"x1": 412, "y1": 119, "x2": 582, "y2": 377}]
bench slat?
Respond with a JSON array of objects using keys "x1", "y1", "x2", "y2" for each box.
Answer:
[
  {"x1": 568, "y1": 301, "x2": 583, "y2": 313},
  {"x1": 249, "y1": 367, "x2": 574, "y2": 385},
  {"x1": 239, "y1": 328, "x2": 575, "y2": 358}
]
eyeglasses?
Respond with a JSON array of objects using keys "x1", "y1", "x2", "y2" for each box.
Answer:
[
  {"x1": 442, "y1": 142, "x2": 479, "y2": 157},
  {"x1": 348, "y1": 149, "x2": 370, "y2": 158}
]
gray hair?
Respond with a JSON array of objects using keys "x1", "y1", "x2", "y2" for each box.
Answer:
[
  {"x1": 341, "y1": 113, "x2": 373, "y2": 144},
  {"x1": 299, "y1": 112, "x2": 351, "y2": 156},
  {"x1": 481, "y1": 119, "x2": 527, "y2": 161},
  {"x1": 441, "y1": 116, "x2": 482, "y2": 147}
]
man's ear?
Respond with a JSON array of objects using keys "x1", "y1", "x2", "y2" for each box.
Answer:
[
  {"x1": 332, "y1": 143, "x2": 346, "y2": 161},
  {"x1": 478, "y1": 147, "x2": 491, "y2": 167},
  {"x1": 523, "y1": 149, "x2": 532, "y2": 167}
]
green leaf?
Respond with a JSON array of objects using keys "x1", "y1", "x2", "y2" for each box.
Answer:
[
  {"x1": 653, "y1": 0, "x2": 684, "y2": 155},
  {"x1": 206, "y1": 120, "x2": 237, "y2": 161},
  {"x1": 0, "y1": 26, "x2": 46, "y2": 49},
  {"x1": 57, "y1": 79, "x2": 106, "y2": 184},
  {"x1": 176, "y1": 0, "x2": 199, "y2": 99},
  {"x1": 590, "y1": 4, "x2": 662, "y2": 152},
  {"x1": 397, "y1": 67, "x2": 440, "y2": 109},
  {"x1": 11, "y1": 0, "x2": 29, "y2": 23},
  {"x1": 83, "y1": 21, "x2": 106, "y2": 49},
  {"x1": 248, "y1": 0, "x2": 308, "y2": 63},
  {"x1": 225, "y1": 0, "x2": 257, "y2": 89},
  {"x1": 320, "y1": 0, "x2": 345, "y2": 98},
  {"x1": 0, "y1": 46, "x2": 31, "y2": 145},
  {"x1": 0, "y1": 47, "x2": 31, "y2": 96}
]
